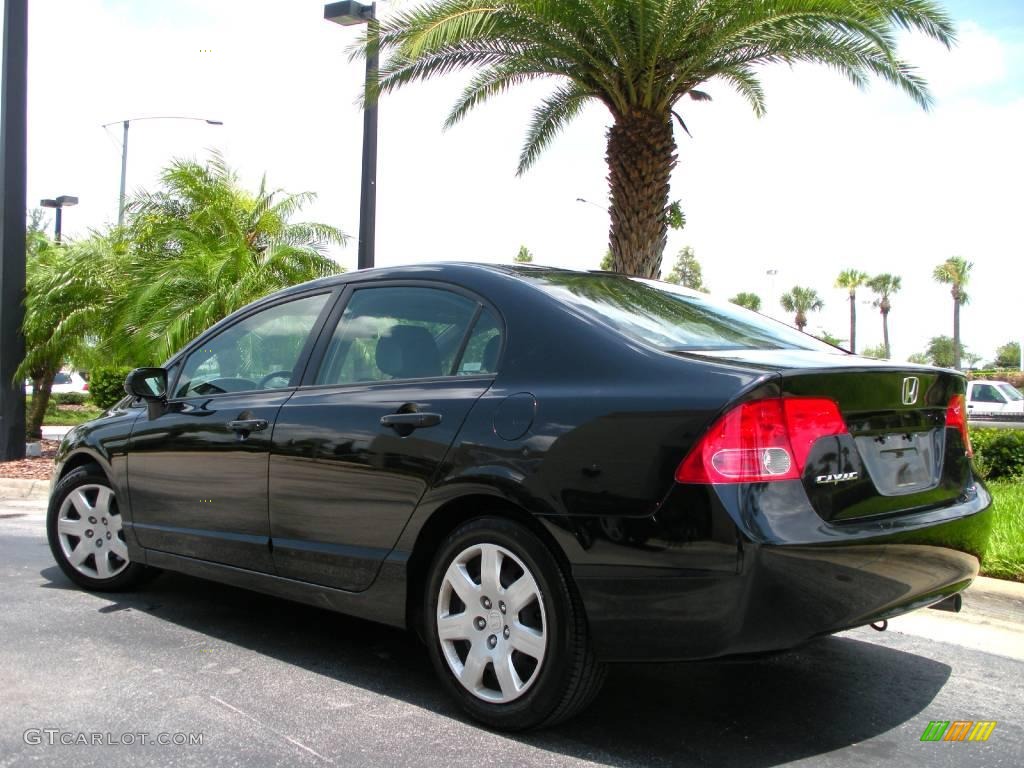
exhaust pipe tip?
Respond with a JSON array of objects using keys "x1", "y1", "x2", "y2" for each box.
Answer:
[{"x1": 929, "y1": 593, "x2": 963, "y2": 613}]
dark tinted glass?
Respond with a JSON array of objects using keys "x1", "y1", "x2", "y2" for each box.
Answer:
[
  {"x1": 457, "y1": 309, "x2": 502, "y2": 375},
  {"x1": 522, "y1": 272, "x2": 837, "y2": 352},
  {"x1": 174, "y1": 293, "x2": 329, "y2": 397},
  {"x1": 316, "y1": 287, "x2": 478, "y2": 385}
]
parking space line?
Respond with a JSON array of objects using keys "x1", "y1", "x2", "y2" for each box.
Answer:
[{"x1": 209, "y1": 694, "x2": 333, "y2": 764}]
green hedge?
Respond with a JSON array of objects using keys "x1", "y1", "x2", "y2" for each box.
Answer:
[
  {"x1": 89, "y1": 366, "x2": 133, "y2": 410},
  {"x1": 971, "y1": 428, "x2": 1024, "y2": 481},
  {"x1": 51, "y1": 392, "x2": 89, "y2": 405}
]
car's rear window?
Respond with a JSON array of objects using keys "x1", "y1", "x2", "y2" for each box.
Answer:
[{"x1": 522, "y1": 272, "x2": 838, "y2": 352}]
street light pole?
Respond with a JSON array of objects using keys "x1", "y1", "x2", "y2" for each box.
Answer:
[
  {"x1": 325, "y1": 0, "x2": 379, "y2": 270},
  {"x1": 0, "y1": 0, "x2": 28, "y2": 461},
  {"x1": 104, "y1": 116, "x2": 223, "y2": 228},
  {"x1": 118, "y1": 120, "x2": 129, "y2": 227},
  {"x1": 40, "y1": 196, "x2": 79, "y2": 244}
]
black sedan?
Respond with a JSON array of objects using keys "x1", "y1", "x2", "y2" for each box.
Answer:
[{"x1": 47, "y1": 263, "x2": 991, "y2": 730}]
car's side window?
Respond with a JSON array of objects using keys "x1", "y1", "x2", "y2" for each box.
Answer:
[
  {"x1": 456, "y1": 309, "x2": 502, "y2": 375},
  {"x1": 173, "y1": 293, "x2": 329, "y2": 398},
  {"x1": 973, "y1": 384, "x2": 1003, "y2": 404},
  {"x1": 315, "y1": 287, "x2": 478, "y2": 386}
]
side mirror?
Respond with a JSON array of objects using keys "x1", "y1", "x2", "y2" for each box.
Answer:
[
  {"x1": 124, "y1": 367, "x2": 168, "y2": 400},
  {"x1": 124, "y1": 368, "x2": 168, "y2": 419}
]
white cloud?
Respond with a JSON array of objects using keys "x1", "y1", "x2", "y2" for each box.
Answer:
[{"x1": 20, "y1": 3, "x2": 1024, "y2": 363}]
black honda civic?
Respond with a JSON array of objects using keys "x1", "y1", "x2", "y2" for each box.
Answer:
[{"x1": 48, "y1": 263, "x2": 991, "y2": 730}]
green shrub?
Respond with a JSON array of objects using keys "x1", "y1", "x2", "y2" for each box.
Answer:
[
  {"x1": 51, "y1": 392, "x2": 88, "y2": 405},
  {"x1": 89, "y1": 366, "x2": 133, "y2": 410},
  {"x1": 971, "y1": 428, "x2": 1024, "y2": 480}
]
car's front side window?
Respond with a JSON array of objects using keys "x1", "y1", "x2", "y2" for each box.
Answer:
[
  {"x1": 315, "y1": 286, "x2": 478, "y2": 386},
  {"x1": 173, "y1": 293, "x2": 329, "y2": 398}
]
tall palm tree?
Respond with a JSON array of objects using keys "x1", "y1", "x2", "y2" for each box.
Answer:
[
  {"x1": 118, "y1": 152, "x2": 347, "y2": 362},
  {"x1": 835, "y1": 269, "x2": 869, "y2": 353},
  {"x1": 729, "y1": 292, "x2": 761, "y2": 312},
  {"x1": 366, "y1": 1, "x2": 954, "y2": 277},
  {"x1": 866, "y1": 273, "x2": 901, "y2": 359},
  {"x1": 932, "y1": 256, "x2": 972, "y2": 369},
  {"x1": 780, "y1": 286, "x2": 824, "y2": 333}
]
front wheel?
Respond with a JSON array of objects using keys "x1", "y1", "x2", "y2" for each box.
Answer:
[
  {"x1": 47, "y1": 466, "x2": 152, "y2": 592},
  {"x1": 424, "y1": 516, "x2": 605, "y2": 730}
]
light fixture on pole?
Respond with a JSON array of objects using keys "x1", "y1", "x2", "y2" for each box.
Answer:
[
  {"x1": 325, "y1": 0, "x2": 378, "y2": 270},
  {"x1": 39, "y1": 195, "x2": 78, "y2": 243},
  {"x1": 103, "y1": 116, "x2": 223, "y2": 227}
]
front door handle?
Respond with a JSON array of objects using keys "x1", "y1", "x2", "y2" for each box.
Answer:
[
  {"x1": 380, "y1": 412, "x2": 442, "y2": 436},
  {"x1": 228, "y1": 418, "x2": 269, "y2": 434}
]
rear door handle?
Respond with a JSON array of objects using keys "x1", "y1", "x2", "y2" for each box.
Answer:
[
  {"x1": 380, "y1": 412, "x2": 442, "y2": 435},
  {"x1": 228, "y1": 419, "x2": 269, "y2": 434}
]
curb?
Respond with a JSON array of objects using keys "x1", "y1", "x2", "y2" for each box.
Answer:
[{"x1": 0, "y1": 478, "x2": 50, "y2": 501}]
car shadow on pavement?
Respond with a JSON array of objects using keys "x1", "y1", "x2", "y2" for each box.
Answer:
[{"x1": 42, "y1": 565, "x2": 951, "y2": 767}]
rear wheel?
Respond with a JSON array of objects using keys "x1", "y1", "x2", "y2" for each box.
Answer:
[
  {"x1": 424, "y1": 516, "x2": 605, "y2": 730},
  {"x1": 47, "y1": 466, "x2": 151, "y2": 591}
]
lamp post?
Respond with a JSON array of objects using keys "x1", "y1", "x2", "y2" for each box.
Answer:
[
  {"x1": 39, "y1": 195, "x2": 79, "y2": 243},
  {"x1": 103, "y1": 116, "x2": 223, "y2": 227},
  {"x1": 0, "y1": 0, "x2": 28, "y2": 461},
  {"x1": 325, "y1": 0, "x2": 378, "y2": 271}
]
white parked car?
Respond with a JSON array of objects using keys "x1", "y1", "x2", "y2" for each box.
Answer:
[
  {"x1": 966, "y1": 379, "x2": 1024, "y2": 415},
  {"x1": 24, "y1": 370, "x2": 89, "y2": 396}
]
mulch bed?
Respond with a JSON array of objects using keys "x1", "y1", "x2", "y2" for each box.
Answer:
[{"x1": 0, "y1": 439, "x2": 59, "y2": 480}]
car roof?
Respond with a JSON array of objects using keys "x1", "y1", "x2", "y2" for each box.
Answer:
[{"x1": 278, "y1": 261, "x2": 592, "y2": 293}]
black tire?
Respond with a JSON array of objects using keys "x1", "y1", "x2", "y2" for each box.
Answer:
[
  {"x1": 47, "y1": 466, "x2": 152, "y2": 592},
  {"x1": 424, "y1": 516, "x2": 606, "y2": 730}
]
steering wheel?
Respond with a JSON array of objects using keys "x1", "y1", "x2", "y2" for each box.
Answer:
[{"x1": 258, "y1": 370, "x2": 294, "y2": 389}]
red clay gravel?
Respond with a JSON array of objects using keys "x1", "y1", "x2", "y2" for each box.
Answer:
[{"x1": 0, "y1": 439, "x2": 59, "y2": 480}]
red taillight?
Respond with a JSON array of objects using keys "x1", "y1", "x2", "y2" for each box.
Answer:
[
  {"x1": 676, "y1": 397, "x2": 847, "y2": 484},
  {"x1": 945, "y1": 394, "x2": 973, "y2": 457}
]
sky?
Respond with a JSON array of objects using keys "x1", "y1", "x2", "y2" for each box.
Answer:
[{"x1": 12, "y1": 0, "x2": 1024, "y2": 363}]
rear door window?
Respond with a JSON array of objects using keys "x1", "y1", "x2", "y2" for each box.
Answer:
[
  {"x1": 457, "y1": 309, "x2": 502, "y2": 375},
  {"x1": 315, "y1": 287, "x2": 479, "y2": 385}
]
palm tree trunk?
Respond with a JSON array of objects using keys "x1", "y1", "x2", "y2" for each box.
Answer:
[
  {"x1": 27, "y1": 367, "x2": 58, "y2": 440},
  {"x1": 952, "y1": 291, "x2": 961, "y2": 369},
  {"x1": 606, "y1": 111, "x2": 676, "y2": 278},
  {"x1": 849, "y1": 292, "x2": 857, "y2": 353},
  {"x1": 796, "y1": 310, "x2": 807, "y2": 332},
  {"x1": 881, "y1": 308, "x2": 891, "y2": 359}
]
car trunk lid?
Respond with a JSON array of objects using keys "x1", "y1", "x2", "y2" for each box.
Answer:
[{"x1": 688, "y1": 350, "x2": 972, "y2": 522}]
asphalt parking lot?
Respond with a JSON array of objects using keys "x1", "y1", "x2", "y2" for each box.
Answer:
[{"x1": 1, "y1": 496, "x2": 1022, "y2": 768}]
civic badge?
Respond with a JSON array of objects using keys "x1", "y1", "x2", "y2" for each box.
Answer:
[{"x1": 902, "y1": 376, "x2": 919, "y2": 406}]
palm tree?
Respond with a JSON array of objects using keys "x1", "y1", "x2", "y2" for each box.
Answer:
[
  {"x1": 729, "y1": 292, "x2": 762, "y2": 312},
  {"x1": 366, "y1": 1, "x2": 954, "y2": 278},
  {"x1": 117, "y1": 152, "x2": 347, "y2": 362},
  {"x1": 866, "y1": 273, "x2": 901, "y2": 359},
  {"x1": 16, "y1": 214, "x2": 105, "y2": 438},
  {"x1": 780, "y1": 287, "x2": 824, "y2": 333},
  {"x1": 932, "y1": 257, "x2": 972, "y2": 369},
  {"x1": 835, "y1": 269, "x2": 869, "y2": 353}
]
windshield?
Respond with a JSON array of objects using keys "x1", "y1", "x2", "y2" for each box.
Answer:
[
  {"x1": 998, "y1": 383, "x2": 1024, "y2": 402},
  {"x1": 520, "y1": 271, "x2": 840, "y2": 353}
]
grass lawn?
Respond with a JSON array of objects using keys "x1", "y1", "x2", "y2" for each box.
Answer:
[
  {"x1": 982, "y1": 480, "x2": 1024, "y2": 582},
  {"x1": 26, "y1": 397, "x2": 105, "y2": 428}
]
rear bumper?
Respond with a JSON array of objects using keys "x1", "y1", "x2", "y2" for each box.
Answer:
[{"x1": 572, "y1": 483, "x2": 992, "y2": 662}]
